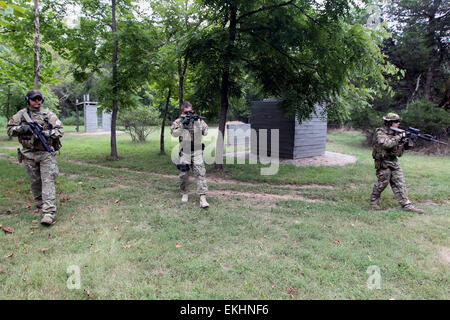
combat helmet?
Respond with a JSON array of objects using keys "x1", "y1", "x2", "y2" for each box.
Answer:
[{"x1": 383, "y1": 113, "x2": 401, "y2": 121}]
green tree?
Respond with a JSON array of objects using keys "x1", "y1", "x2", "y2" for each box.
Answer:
[
  {"x1": 188, "y1": 0, "x2": 397, "y2": 169},
  {"x1": 0, "y1": 0, "x2": 58, "y2": 119},
  {"x1": 60, "y1": 0, "x2": 159, "y2": 160},
  {"x1": 385, "y1": 0, "x2": 449, "y2": 104}
]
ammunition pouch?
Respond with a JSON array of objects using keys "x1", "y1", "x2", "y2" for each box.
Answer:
[
  {"x1": 51, "y1": 138, "x2": 62, "y2": 151},
  {"x1": 17, "y1": 148, "x2": 24, "y2": 164},
  {"x1": 176, "y1": 164, "x2": 190, "y2": 172}
]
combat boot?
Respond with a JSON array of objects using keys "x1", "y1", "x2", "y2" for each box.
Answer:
[
  {"x1": 370, "y1": 204, "x2": 381, "y2": 211},
  {"x1": 199, "y1": 195, "x2": 209, "y2": 208},
  {"x1": 181, "y1": 194, "x2": 189, "y2": 203},
  {"x1": 403, "y1": 206, "x2": 424, "y2": 214},
  {"x1": 41, "y1": 213, "x2": 55, "y2": 226}
]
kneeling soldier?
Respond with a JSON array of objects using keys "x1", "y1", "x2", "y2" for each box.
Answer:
[
  {"x1": 7, "y1": 90, "x2": 64, "y2": 225},
  {"x1": 370, "y1": 113, "x2": 423, "y2": 214},
  {"x1": 171, "y1": 102, "x2": 209, "y2": 208}
]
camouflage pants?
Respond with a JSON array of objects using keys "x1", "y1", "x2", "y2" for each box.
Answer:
[
  {"x1": 179, "y1": 149, "x2": 208, "y2": 195},
  {"x1": 22, "y1": 150, "x2": 59, "y2": 215},
  {"x1": 370, "y1": 160, "x2": 412, "y2": 208}
]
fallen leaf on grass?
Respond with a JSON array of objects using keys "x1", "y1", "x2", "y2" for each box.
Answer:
[
  {"x1": 60, "y1": 197, "x2": 70, "y2": 204},
  {"x1": 6, "y1": 210, "x2": 12, "y2": 215},
  {"x1": 30, "y1": 232, "x2": 34, "y2": 235},
  {"x1": 26, "y1": 204, "x2": 32, "y2": 209},
  {"x1": 334, "y1": 239, "x2": 341, "y2": 244},
  {"x1": 122, "y1": 244, "x2": 133, "y2": 249},
  {"x1": 114, "y1": 200, "x2": 120, "y2": 204},
  {"x1": 31, "y1": 226, "x2": 38, "y2": 230},
  {"x1": 32, "y1": 220, "x2": 38, "y2": 223},
  {"x1": 84, "y1": 289, "x2": 92, "y2": 299},
  {"x1": 5, "y1": 253, "x2": 14, "y2": 258},
  {"x1": 91, "y1": 186, "x2": 96, "y2": 190},
  {"x1": 175, "y1": 243, "x2": 181, "y2": 248},
  {"x1": 71, "y1": 215, "x2": 76, "y2": 220},
  {"x1": 48, "y1": 234, "x2": 52, "y2": 239},
  {"x1": 113, "y1": 226, "x2": 119, "y2": 231},
  {"x1": 3, "y1": 227, "x2": 14, "y2": 234},
  {"x1": 0, "y1": 225, "x2": 2, "y2": 230},
  {"x1": 287, "y1": 287, "x2": 298, "y2": 298},
  {"x1": 41, "y1": 248, "x2": 49, "y2": 253},
  {"x1": 33, "y1": 209, "x2": 39, "y2": 214}
]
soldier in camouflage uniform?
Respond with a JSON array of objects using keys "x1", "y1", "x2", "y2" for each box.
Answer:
[
  {"x1": 7, "y1": 90, "x2": 64, "y2": 225},
  {"x1": 370, "y1": 113, "x2": 423, "y2": 214},
  {"x1": 171, "y1": 102, "x2": 209, "y2": 208}
]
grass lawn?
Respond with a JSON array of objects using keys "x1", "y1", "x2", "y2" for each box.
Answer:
[{"x1": 0, "y1": 125, "x2": 448, "y2": 299}]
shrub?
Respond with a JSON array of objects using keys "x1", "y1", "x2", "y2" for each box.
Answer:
[
  {"x1": 0, "y1": 116, "x2": 7, "y2": 128},
  {"x1": 400, "y1": 99, "x2": 450, "y2": 139},
  {"x1": 60, "y1": 115, "x2": 85, "y2": 126},
  {"x1": 350, "y1": 99, "x2": 449, "y2": 147},
  {"x1": 119, "y1": 106, "x2": 160, "y2": 142}
]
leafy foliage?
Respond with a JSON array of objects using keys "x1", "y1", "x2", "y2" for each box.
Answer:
[
  {"x1": 119, "y1": 105, "x2": 160, "y2": 142},
  {"x1": 401, "y1": 99, "x2": 450, "y2": 139}
]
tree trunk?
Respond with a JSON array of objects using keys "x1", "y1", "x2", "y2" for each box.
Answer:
[
  {"x1": 160, "y1": 88, "x2": 171, "y2": 155},
  {"x1": 33, "y1": 0, "x2": 40, "y2": 89},
  {"x1": 178, "y1": 58, "x2": 184, "y2": 108},
  {"x1": 178, "y1": 56, "x2": 188, "y2": 109},
  {"x1": 409, "y1": 74, "x2": 421, "y2": 103},
  {"x1": 75, "y1": 104, "x2": 79, "y2": 132},
  {"x1": 215, "y1": 5, "x2": 237, "y2": 170},
  {"x1": 425, "y1": 65, "x2": 434, "y2": 102},
  {"x1": 110, "y1": 0, "x2": 119, "y2": 160},
  {"x1": 6, "y1": 85, "x2": 10, "y2": 121},
  {"x1": 7, "y1": 85, "x2": 12, "y2": 140}
]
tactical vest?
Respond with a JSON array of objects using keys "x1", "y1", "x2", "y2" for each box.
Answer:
[
  {"x1": 18, "y1": 109, "x2": 61, "y2": 151},
  {"x1": 177, "y1": 118, "x2": 203, "y2": 151},
  {"x1": 372, "y1": 127, "x2": 404, "y2": 161}
]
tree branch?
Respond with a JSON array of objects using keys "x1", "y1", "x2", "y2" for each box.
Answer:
[
  {"x1": 240, "y1": 29, "x2": 317, "y2": 69},
  {"x1": 237, "y1": 0, "x2": 294, "y2": 23},
  {"x1": 292, "y1": 3, "x2": 320, "y2": 25}
]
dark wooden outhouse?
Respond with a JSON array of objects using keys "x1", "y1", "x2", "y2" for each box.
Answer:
[{"x1": 250, "y1": 99, "x2": 327, "y2": 159}]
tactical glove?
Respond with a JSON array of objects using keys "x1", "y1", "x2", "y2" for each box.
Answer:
[
  {"x1": 42, "y1": 130, "x2": 51, "y2": 138},
  {"x1": 15, "y1": 124, "x2": 32, "y2": 134},
  {"x1": 182, "y1": 116, "x2": 190, "y2": 125}
]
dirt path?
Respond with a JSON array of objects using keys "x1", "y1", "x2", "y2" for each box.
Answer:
[
  {"x1": 0, "y1": 152, "x2": 333, "y2": 191},
  {"x1": 62, "y1": 159, "x2": 334, "y2": 190},
  {"x1": 1, "y1": 152, "x2": 328, "y2": 203}
]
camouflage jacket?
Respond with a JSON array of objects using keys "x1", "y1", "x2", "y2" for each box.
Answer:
[
  {"x1": 171, "y1": 117, "x2": 208, "y2": 143},
  {"x1": 7, "y1": 108, "x2": 64, "y2": 151},
  {"x1": 372, "y1": 127, "x2": 405, "y2": 161}
]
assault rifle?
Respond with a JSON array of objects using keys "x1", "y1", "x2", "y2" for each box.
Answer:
[
  {"x1": 181, "y1": 110, "x2": 206, "y2": 125},
  {"x1": 22, "y1": 112, "x2": 56, "y2": 156},
  {"x1": 390, "y1": 127, "x2": 448, "y2": 147}
]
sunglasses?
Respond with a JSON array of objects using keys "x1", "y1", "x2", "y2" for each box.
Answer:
[
  {"x1": 30, "y1": 96, "x2": 43, "y2": 101},
  {"x1": 393, "y1": 120, "x2": 400, "y2": 123}
]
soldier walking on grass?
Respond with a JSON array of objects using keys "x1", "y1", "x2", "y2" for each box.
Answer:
[
  {"x1": 171, "y1": 102, "x2": 209, "y2": 208},
  {"x1": 7, "y1": 89, "x2": 64, "y2": 225},
  {"x1": 370, "y1": 113, "x2": 424, "y2": 214}
]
